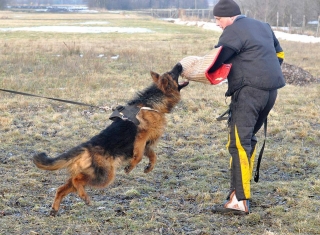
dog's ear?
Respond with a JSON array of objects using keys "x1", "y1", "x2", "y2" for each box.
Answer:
[
  {"x1": 150, "y1": 71, "x2": 160, "y2": 84},
  {"x1": 159, "y1": 76, "x2": 169, "y2": 92},
  {"x1": 151, "y1": 71, "x2": 171, "y2": 93}
]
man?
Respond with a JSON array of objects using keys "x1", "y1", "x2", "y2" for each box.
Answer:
[{"x1": 209, "y1": 0, "x2": 285, "y2": 215}]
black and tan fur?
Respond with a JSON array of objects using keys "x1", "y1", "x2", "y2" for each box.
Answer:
[{"x1": 33, "y1": 63, "x2": 188, "y2": 216}]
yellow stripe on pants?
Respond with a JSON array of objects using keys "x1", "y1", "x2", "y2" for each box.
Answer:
[{"x1": 235, "y1": 126, "x2": 251, "y2": 199}]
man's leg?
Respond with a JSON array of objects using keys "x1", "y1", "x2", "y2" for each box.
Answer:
[{"x1": 213, "y1": 87, "x2": 275, "y2": 214}]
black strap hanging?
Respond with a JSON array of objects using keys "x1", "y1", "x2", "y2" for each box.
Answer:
[{"x1": 254, "y1": 118, "x2": 268, "y2": 183}]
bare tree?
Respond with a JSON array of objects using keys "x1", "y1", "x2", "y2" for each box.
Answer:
[
  {"x1": 87, "y1": 0, "x2": 107, "y2": 9},
  {"x1": 236, "y1": 0, "x2": 320, "y2": 27},
  {"x1": 0, "y1": 0, "x2": 8, "y2": 9},
  {"x1": 86, "y1": 0, "x2": 208, "y2": 9}
]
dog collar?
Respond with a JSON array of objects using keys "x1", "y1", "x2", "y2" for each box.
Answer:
[{"x1": 140, "y1": 107, "x2": 159, "y2": 112}]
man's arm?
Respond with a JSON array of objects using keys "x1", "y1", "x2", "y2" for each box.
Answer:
[
  {"x1": 272, "y1": 31, "x2": 285, "y2": 65},
  {"x1": 208, "y1": 46, "x2": 236, "y2": 73}
]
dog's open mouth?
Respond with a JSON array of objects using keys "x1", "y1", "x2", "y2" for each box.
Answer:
[{"x1": 178, "y1": 80, "x2": 189, "y2": 91}]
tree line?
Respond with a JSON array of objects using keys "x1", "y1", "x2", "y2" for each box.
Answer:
[
  {"x1": 1, "y1": 0, "x2": 209, "y2": 10},
  {"x1": 237, "y1": 0, "x2": 320, "y2": 27},
  {"x1": 2, "y1": 0, "x2": 320, "y2": 27},
  {"x1": 86, "y1": 0, "x2": 209, "y2": 10}
]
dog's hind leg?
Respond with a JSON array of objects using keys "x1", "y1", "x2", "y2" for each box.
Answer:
[
  {"x1": 51, "y1": 178, "x2": 76, "y2": 216},
  {"x1": 99, "y1": 164, "x2": 117, "y2": 188},
  {"x1": 144, "y1": 146, "x2": 157, "y2": 173},
  {"x1": 71, "y1": 173, "x2": 91, "y2": 206},
  {"x1": 51, "y1": 174, "x2": 90, "y2": 216},
  {"x1": 124, "y1": 134, "x2": 147, "y2": 174}
]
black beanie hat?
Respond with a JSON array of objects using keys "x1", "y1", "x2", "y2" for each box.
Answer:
[{"x1": 213, "y1": 0, "x2": 241, "y2": 17}]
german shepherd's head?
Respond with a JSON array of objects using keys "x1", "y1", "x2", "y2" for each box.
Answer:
[
  {"x1": 128, "y1": 63, "x2": 188, "y2": 113},
  {"x1": 151, "y1": 62, "x2": 189, "y2": 93}
]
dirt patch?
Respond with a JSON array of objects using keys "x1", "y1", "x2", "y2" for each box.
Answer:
[{"x1": 282, "y1": 62, "x2": 319, "y2": 86}]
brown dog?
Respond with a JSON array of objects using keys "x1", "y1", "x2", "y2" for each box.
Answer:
[{"x1": 33, "y1": 63, "x2": 188, "y2": 216}]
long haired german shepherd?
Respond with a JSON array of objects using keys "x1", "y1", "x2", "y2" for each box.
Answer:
[{"x1": 33, "y1": 63, "x2": 188, "y2": 216}]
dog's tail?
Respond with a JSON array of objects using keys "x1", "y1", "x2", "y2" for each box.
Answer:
[{"x1": 33, "y1": 146, "x2": 84, "y2": 171}]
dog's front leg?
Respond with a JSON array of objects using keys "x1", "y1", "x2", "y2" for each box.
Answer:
[
  {"x1": 144, "y1": 146, "x2": 157, "y2": 173},
  {"x1": 124, "y1": 134, "x2": 146, "y2": 174}
]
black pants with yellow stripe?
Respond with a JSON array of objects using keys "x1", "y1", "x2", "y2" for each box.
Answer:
[{"x1": 227, "y1": 86, "x2": 277, "y2": 201}]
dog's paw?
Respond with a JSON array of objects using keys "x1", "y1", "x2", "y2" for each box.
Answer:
[
  {"x1": 144, "y1": 163, "x2": 154, "y2": 173},
  {"x1": 50, "y1": 209, "x2": 58, "y2": 217},
  {"x1": 85, "y1": 199, "x2": 91, "y2": 206},
  {"x1": 124, "y1": 165, "x2": 133, "y2": 174}
]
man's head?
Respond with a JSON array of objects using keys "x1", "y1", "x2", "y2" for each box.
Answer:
[{"x1": 213, "y1": 0, "x2": 241, "y2": 30}]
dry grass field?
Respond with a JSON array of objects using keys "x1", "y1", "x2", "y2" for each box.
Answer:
[{"x1": 0, "y1": 11, "x2": 320, "y2": 235}]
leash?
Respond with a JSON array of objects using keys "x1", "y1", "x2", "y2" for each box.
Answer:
[
  {"x1": 0, "y1": 88, "x2": 112, "y2": 110},
  {"x1": 216, "y1": 108, "x2": 230, "y2": 121}
]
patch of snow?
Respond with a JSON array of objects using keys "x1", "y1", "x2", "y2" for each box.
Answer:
[
  {"x1": 78, "y1": 21, "x2": 109, "y2": 25},
  {"x1": 172, "y1": 19, "x2": 320, "y2": 43},
  {"x1": 307, "y1": 21, "x2": 319, "y2": 25},
  {"x1": 273, "y1": 31, "x2": 320, "y2": 43},
  {"x1": 0, "y1": 26, "x2": 154, "y2": 34},
  {"x1": 78, "y1": 10, "x2": 99, "y2": 13},
  {"x1": 111, "y1": 55, "x2": 119, "y2": 60}
]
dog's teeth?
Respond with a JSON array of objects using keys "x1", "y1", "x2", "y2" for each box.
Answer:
[{"x1": 179, "y1": 80, "x2": 189, "y2": 86}]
